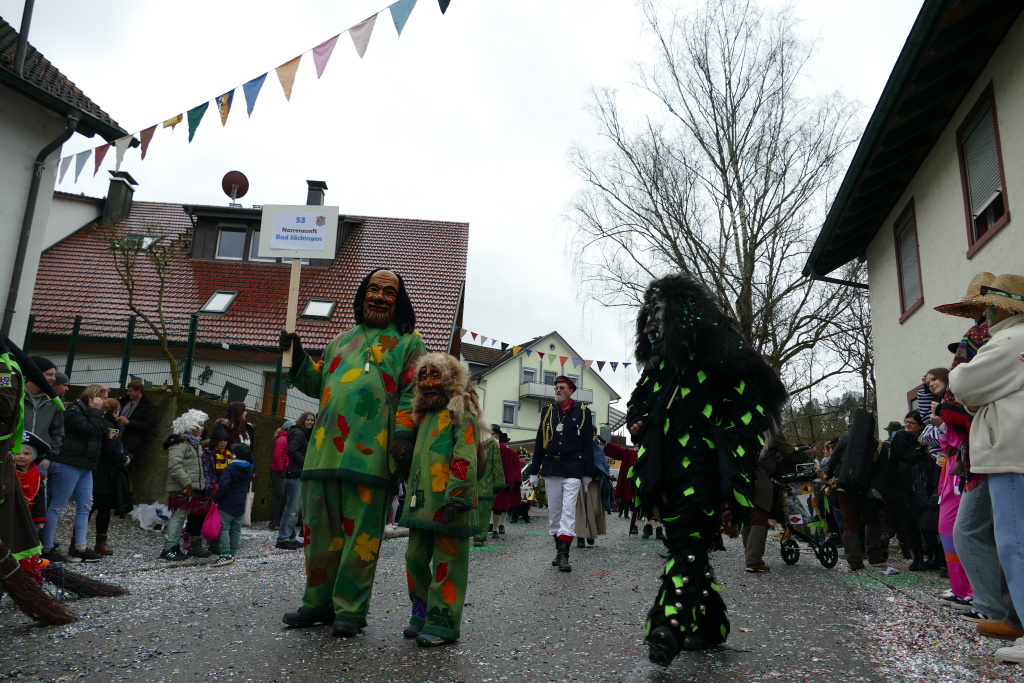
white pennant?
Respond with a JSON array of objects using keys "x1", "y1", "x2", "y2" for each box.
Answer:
[
  {"x1": 349, "y1": 14, "x2": 378, "y2": 58},
  {"x1": 113, "y1": 136, "x2": 132, "y2": 171},
  {"x1": 58, "y1": 156, "x2": 73, "y2": 183}
]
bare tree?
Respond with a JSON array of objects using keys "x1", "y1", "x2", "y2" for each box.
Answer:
[
  {"x1": 568, "y1": 0, "x2": 869, "y2": 399},
  {"x1": 105, "y1": 223, "x2": 181, "y2": 390}
]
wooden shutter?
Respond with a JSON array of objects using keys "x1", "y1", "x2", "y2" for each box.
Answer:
[
  {"x1": 962, "y1": 104, "x2": 1001, "y2": 217},
  {"x1": 897, "y1": 215, "x2": 921, "y2": 310}
]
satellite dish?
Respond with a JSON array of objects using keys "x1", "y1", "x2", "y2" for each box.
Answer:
[{"x1": 222, "y1": 171, "x2": 249, "y2": 202}]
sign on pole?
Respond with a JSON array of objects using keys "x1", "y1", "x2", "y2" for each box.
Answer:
[{"x1": 259, "y1": 204, "x2": 340, "y2": 369}]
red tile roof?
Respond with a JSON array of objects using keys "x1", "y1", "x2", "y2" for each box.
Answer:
[
  {"x1": 31, "y1": 200, "x2": 468, "y2": 353},
  {"x1": 0, "y1": 16, "x2": 126, "y2": 141},
  {"x1": 460, "y1": 342, "x2": 505, "y2": 368}
]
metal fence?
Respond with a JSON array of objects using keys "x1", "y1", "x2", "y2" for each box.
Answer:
[{"x1": 24, "y1": 314, "x2": 318, "y2": 420}]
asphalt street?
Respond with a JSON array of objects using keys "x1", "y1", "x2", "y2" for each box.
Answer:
[{"x1": 2, "y1": 508, "x2": 1021, "y2": 682}]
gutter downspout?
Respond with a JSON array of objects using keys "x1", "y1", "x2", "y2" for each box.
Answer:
[{"x1": 2, "y1": 114, "x2": 79, "y2": 337}]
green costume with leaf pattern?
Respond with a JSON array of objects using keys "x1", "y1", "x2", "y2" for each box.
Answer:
[
  {"x1": 288, "y1": 322, "x2": 425, "y2": 627},
  {"x1": 400, "y1": 405, "x2": 478, "y2": 640},
  {"x1": 475, "y1": 439, "x2": 502, "y2": 543}
]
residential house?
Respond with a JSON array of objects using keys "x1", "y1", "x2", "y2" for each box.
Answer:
[
  {"x1": 804, "y1": 0, "x2": 1024, "y2": 428},
  {"x1": 0, "y1": 15, "x2": 129, "y2": 340},
  {"x1": 461, "y1": 332, "x2": 625, "y2": 450},
  {"x1": 28, "y1": 175, "x2": 468, "y2": 419}
]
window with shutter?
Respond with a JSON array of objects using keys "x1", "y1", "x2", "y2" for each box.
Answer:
[
  {"x1": 893, "y1": 201, "x2": 923, "y2": 322},
  {"x1": 956, "y1": 84, "x2": 1010, "y2": 253}
]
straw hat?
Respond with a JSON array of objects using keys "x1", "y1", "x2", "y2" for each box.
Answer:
[
  {"x1": 974, "y1": 274, "x2": 1024, "y2": 316},
  {"x1": 934, "y1": 272, "x2": 997, "y2": 318}
]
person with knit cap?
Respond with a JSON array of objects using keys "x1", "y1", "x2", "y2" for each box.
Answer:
[
  {"x1": 212, "y1": 443, "x2": 256, "y2": 567},
  {"x1": 160, "y1": 408, "x2": 209, "y2": 561}
]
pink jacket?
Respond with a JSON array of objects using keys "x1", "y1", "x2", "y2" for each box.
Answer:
[{"x1": 271, "y1": 429, "x2": 289, "y2": 472}]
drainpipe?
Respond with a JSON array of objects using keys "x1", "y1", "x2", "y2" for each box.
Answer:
[
  {"x1": 13, "y1": 0, "x2": 35, "y2": 77},
  {"x1": 1, "y1": 114, "x2": 79, "y2": 337},
  {"x1": 809, "y1": 274, "x2": 870, "y2": 290}
]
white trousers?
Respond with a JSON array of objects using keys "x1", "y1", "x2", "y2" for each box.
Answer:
[{"x1": 545, "y1": 476, "x2": 582, "y2": 538}]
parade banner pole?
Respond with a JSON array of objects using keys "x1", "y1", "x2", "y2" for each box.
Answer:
[{"x1": 282, "y1": 256, "x2": 302, "y2": 370}]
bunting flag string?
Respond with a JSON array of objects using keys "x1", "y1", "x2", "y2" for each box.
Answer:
[
  {"x1": 453, "y1": 325, "x2": 635, "y2": 373},
  {"x1": 57, "y1": 0, "x2": 452, "y2": 183}
]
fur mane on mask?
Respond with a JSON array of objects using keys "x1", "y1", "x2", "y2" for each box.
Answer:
[
  {"x1": 635, "y1": 273, "x2": 788, "y2": 423},
  {"x1": 411, "y1": 352, "x2": 472, "y2": 425},
  {"x1": 465, "y1": 381, "x2": 492, "y2": 444}
]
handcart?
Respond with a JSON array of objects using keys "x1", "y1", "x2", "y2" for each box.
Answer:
[{"x1": 771, "y1": 462, "x2": 838, "y2": 569}]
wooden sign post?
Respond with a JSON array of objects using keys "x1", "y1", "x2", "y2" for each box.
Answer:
[{"x1": 258, "y1": 204, "x2": 340, "y2": 370}]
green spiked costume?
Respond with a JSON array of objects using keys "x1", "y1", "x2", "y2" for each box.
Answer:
[
  {"x1": 399, "y1": 353, "x2": 479, "y2": 640},
  {"x1": 627, "y1": 275, "x2": 787, "y2": 662},
  {"x1": 288, "y1": 322, "x2": 425, "y2": 629}
]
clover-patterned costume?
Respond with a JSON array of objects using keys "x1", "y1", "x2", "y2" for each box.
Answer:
[
  {"x1": 627, "y1": 275, "x2": 787, "y2": 661},
  {"x1": 288, "y1": 322, "x2": 425, "y2": 629},
  {"x1": 399, "y1": 393, "x2": 479, "y2": 640},
  {"x1": 475, "y1": 438, "x2": 502, "y2": 544}
]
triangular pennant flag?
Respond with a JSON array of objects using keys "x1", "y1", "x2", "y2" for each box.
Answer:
[
  {"x1": 623, "y1": 362, "x2": 631, "y2": 369},
  {"x1": 73, "y1": 149, "x2": 90, "y2": 182},
  {"x1": 243, "y1": 73, "x2": 267, "y2": 116},
  {"x1": 93, "y1": 143, "x2": 109, "y2": 176},
  {"x1": 512, "y1": 346, "x2": 521, "y2": 355},
  {"x1": 349, "y1": 14, "x2": 377, "y2": 58},
  {"x1": 438, "y1": 0, "x2": 451, "y2": 14},
  {"x1": 525, "y1": 349, "x2": 532, "y2": 357},
  {"x1": 559, "y1": 355, "x2": 568, "y2": 367},
  {"x1": 537, "y1": 351, "x2": 544, "y2": 359},
  {"x1": 312, "y1": 35, "x2": 340, "y2": 78},
  {"x1": 276, "y1": 56, "x2": 301, "y2": 101},
  {"x1": 113, "y1": 136, "x2": 132, "y2": 171},
  {"x1": 611, "y1": 362, "x2": 619, "y2": 371},
  {"x1": 597, "y1": 361, "x2": 606, "y2": 371},
  {"x1": 480, "y1": 336, "x2": 488, "y2": 345},
  {"x1": 459, "y1": 329, "x2": 468, "y2": 339},
  {"x1": 491, "y1": 339, "x2": 499, "y2": 347},
  {"x1": 548, "y1": 354, "x2": 558, "y2": 365},
  {"x1": 471, "y1": 332, "x2": 477, "y2": 341},
  {"x1": 162, "y1": 114, "x2": 183, "y2": 130},
  {"x1": 390, "y1": 0, "x2": 417, "y2": 35},
  {"x1": 500, "y1": 342, "x2": 509, "y2": 352},
  {"x1": 139, "y1": 125, "x2": 156, "y2": 160},
  {"x1": 571, "y1": 358, "x2": 581, "y2": 369},
  {"x1": 58, "y1": 156, "x2": 72, "y2": 183},
  {"x1": 186, "y1": 102, "x2": 209, "y2": 142},
  {"x1": 584, "y1": 360, "x2": 593, "y2": 369},
  {"x1": 215, "y1": 90, "x2": 234, "y2": 126}
]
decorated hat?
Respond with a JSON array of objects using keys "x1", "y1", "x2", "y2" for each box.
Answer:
[
  {"x1": 975, "y1": 274, "x2": 1024, "y2": 316},
  {"x1": 553, "y1": 375, "x2": 577, "y2": 392},
  {"x1": 21, "y1": 430, "x2": 50, "y2": 459},
  {"x1": 934, "y1": 272, "x2": 997, "y2": 318}
]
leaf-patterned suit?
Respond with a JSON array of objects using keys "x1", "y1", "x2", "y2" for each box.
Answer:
[{"x1": 287, "y1": 322, "x2": 425, "y2": 629}]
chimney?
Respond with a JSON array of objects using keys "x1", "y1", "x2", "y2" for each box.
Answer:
[
  {"x1": 306, "y1": 180, "x2": 328, "y2": 206},
  {"x1": 103, "y1": 170, "x2": 138, "y2": 224}
]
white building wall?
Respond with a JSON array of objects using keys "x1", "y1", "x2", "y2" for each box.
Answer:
[
  {"x1": 866, "y1": 14, "x2": 1024, "y2": 428},
  {"x1": 45, "y1": 193, "x2": 102, "y2": 247},
  {"x1": 0, "y1": 90, "x2": 67, "y2": 343}
]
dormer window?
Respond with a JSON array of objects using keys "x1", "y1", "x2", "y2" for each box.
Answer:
[
  {"x1": 301, "y1": 299, "x2": 336, "y2": 319},
  {"x1": 200, "y1": 291, "x2": 238, "y2": 313},
  {"x1": 215, "y1": 227, "x2": 247, "y2": 260},
  {"x1": 117, "y1": 234, "x2": 156, "y2": 250}
]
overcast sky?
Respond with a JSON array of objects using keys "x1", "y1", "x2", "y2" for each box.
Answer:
[{"x1": 2, "y1": 0, "x2": 924, "y2": 403}]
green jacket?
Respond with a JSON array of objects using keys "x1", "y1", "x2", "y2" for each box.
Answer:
[
  {"x1": 288, "y1": 323, "x2": 425, "y2": 490},
  {"x1": 399, "y1": 406, "x2": 479, "y2": 537}
]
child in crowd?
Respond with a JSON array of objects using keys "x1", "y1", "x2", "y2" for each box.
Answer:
[
  {"x1": 14, "y1": 431, "x2": 49, "y2": 529},
  {"x1": 211, "y1": 443, "x2": 255, "y2": 567},
  {"x1": 211, "y1": 437, "x2": 232, "y2": 482}
]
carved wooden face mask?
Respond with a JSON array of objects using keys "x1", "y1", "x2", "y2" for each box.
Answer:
[
  {"x1": 417, "y1": 364, "x2": 446, "y2": 410},
  {"x1": 362, "y1": 270, "x2": 400, "y2": 328}
]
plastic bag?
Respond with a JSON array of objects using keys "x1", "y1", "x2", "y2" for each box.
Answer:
[
  {"x1": 201, "y1": 503, "x2": 222, "y2": 542},
  {"x1": 127, "y1": 502, "x2": 169, "y2": 532}
]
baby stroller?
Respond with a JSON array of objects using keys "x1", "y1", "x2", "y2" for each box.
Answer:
[{"x1": 771, "y1": 463, "x2": 838, "y2": 569}]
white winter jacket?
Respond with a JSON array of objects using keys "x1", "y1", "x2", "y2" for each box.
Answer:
[{"x1": 948, "y1": 313, "x2": 1024, "y2": 474}]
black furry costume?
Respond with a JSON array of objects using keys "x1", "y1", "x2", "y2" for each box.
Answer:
[{"x1": 626, "y1": 275, "x2": 787, "y2": 663}]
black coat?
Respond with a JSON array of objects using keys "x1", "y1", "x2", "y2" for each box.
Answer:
[
  {"x1": 94, "y1": 413, "x2": 127, "y2": 496},
  {"x1": 55, "y1": 400, "x2": 104, "y2": 470},
  {"x1": 286, "y1": 428, "x2": 308, "y2": 479},
  {"x1": 210, "y1": 419, "x2": 256, "y2": 453},
  {"x1": 117, "y1": 393, "x2": 157, "y2": 456}
]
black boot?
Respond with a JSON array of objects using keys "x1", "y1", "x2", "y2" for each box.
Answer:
[
  {"x1": 629, "y1": 525, "x2": 639, "y2": 535},
  {"x1": 577, "y1": 537, "x2": 586, "y2": 549},
  {"x1": 557, "y1": 539, "x2": 572, "y2": 572},
  {"x1": 655, "y1": 526, "x2": 665, "y2": 541},
  {"x1": 647, "y1": 626, "x2": 680, "y2": 666},
  {"x1": 498, "y1": 525, "x2": 505, "y2": 535},
  {"x1": 552, "y1": 536, "x2": 560, "y2": 567},
  {"x1": 642, "y1": 523, "x2": 653, "y2": 540},
  {"x1": 908, "y1": 550, "x2": 925, "y2": 571}
]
